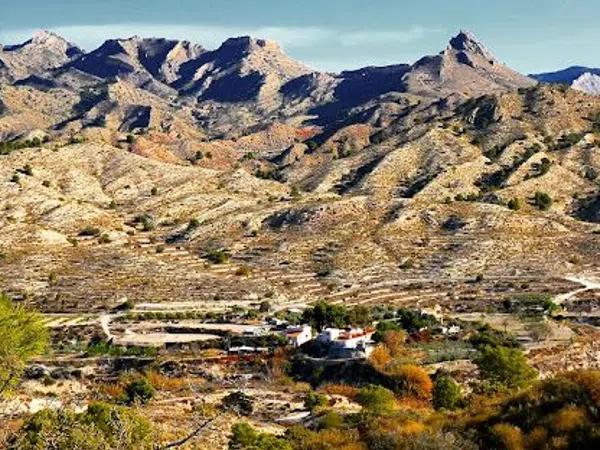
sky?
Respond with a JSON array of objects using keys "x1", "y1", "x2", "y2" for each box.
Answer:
[{"x1": 0, "y1": 0, "x2": 598, "y2": 74}]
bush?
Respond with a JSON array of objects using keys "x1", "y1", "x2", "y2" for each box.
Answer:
[
  {"x1": 396, "y1": 308, "x2": 439, "y2": 333},
  {"x1": 11, "y1": 402, "x2": 155, "y2": 449},
  {"x1": 533, "y1": 191, "x2": 552, "y2": 211},
  {"x1": 235, "y1": 265, "x2": 252, "y2": 277},
  {"x1": 373, "y1": 321, "x2": 403, "y2": 342},
  {"x1": 469, "y1": 326, "x2": 520, "y2": 350},
  {"x1": 124, "y1": 377, "x2": 155, "y2": 405},
  {"x1": 356, "y1": 385, "x2": 396, "y2": 414},
  {"x1": 222, "y1": 391, "x2": 254, "y2": 416},
  {"x1": 79, "y1": 226, "x2": 101, "y2": 237},
  {"x1": 186, "y1": 218, "x2": 200, "y2": 232},
  {"x1": 205, "y1": 248, "x2": 230, "y2": 264},
  {"x1": 507, "y1": 198, "x2": 521, "y2": 211},
  {"x1": 229, "y1": 422, "x2": 292, "y2": 450},
  {"x1": 304, "y1": 391, "x2": 328, "y2": 411},
  {"x1": 490, "y1": 423, "x2": 524, "y2": 450},
  {"x1": 475, "y1": 345, "x2": 537, "y2": 389},
  {"x1": 433, "y1": 374, "x2": 462, "y2": 410},
  {"x1": 388, "y1": 365, "x2": 433, "y2": 400}
]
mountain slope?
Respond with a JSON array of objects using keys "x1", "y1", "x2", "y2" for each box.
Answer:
[
  {"x1": 402, "y1": 30, "x2": 535, "y2": 98},
  {"x1": 0, "y1": 31, "x2": 83, "y2": 82}
]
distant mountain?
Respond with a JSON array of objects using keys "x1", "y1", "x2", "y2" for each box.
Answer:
[
  {"x1": 0, "y1": 31, "x2": 83, "y2": 82},
  {"x1": 172, "y1": 36, "x2": 311, "y2": 103},
  {"x1": 531, "y1": 66, "x2": 600, "y2": 96},
  {"x1": 572, "y1": 72, "x2": 600, "y2": 96},
  {"x1": 530, "y1": 66, "x2": 600, "y2": 84},
  {"x1": 0, "y1": 29, "x2": 539, "y2": 140},
  {"x1": 402, "y1": 30, "x2": 535, "y2": 98}
]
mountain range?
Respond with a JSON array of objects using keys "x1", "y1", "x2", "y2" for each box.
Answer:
[{"x1": 1, "y1": 29, "x2": 600, "y2": 309}]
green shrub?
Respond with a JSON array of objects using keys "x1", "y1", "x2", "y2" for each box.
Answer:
[
  {"x1": 124, "y1": 378, "x2": 155, "y2": 405},
  {"x1": 356, "y1": 385, "x2": 396, "y2": 414},
  {"x1": 433, "y1": 374, "x2": 462, "y2": 410},
  {"x1": 0, "y1": 294, "x2": 48, "y2": 396},
  {"x1": 507, "y1": 198, "x2": 521, "y2": 211},
  {"x1": 12, "y1": 402, "x2": 155, "y2": 449},
  {"x1": 475, "y1": 345, "x2": 537, "y2": 389},
  {"x1": 205, "y1": 248, "x2": 230, "y2": 264},
  {"x1": 304, "y1": 391, "x2": 328, "y2": 412},
  {"x1": 229, "y1": 422, "x2": 292, "y2": 450},
  {"x1": 533, "y1": 191, "x2": 552, "y2": 211}
]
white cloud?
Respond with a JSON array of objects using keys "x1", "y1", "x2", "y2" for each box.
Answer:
[{"x1": 339, "y1": 27, "x2": 441, "y2": 47}]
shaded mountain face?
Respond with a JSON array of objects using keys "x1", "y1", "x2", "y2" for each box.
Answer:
[
  {"x1": 0, "y1": 31, "x2": 83, "y2": 82},
  {"x1": 67, "y1": 36, "x2": 204, "y2": 83},
  {"x1": 172, "y1": 36, "x2": 311, "y2": 102}
]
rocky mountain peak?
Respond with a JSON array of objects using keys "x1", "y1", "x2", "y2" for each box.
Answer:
[
  {"x1": 448, "y1": 30, "x2": 494, "y2": 60},
  {"x1": 221, "y1": 36, "x2": 281, "y2": 52}
]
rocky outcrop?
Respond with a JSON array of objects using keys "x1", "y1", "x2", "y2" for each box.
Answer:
[{"x1": 572, "y1": 72, "x2": 600, "y2": 96}]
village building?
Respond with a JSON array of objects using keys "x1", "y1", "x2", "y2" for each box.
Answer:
[
  {"x1": 283, "y1": 325, "x2": 313, "y2": 347},
  {"x1": 317, "y1": 327, "x2": 376, "y2": 359}
]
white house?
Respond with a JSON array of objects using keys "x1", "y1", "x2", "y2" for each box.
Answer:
[
  {"x1": 317, "y1": 327, "x2": 376, "y2": 358},
  {"x1": 284, "y1": 325, "x2": 313, "y2": 347}
]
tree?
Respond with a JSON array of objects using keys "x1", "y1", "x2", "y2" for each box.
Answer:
[
  {"x1": 348, "y1": 305, "x2": 372, "y2": 327},
  {"x1": 475, "y1": 345, "x2": 537, "y2": 389},
  {"x1": 382, "y1": 330, "x2": 407, "y2": 358},
  {"x1": 301, "y1": 301, "x2": 349, "y2": 332},
  {"x1": 0, "y1": 294, "x2": 48, "y2": 396},
  {"x1": 10, "y1": 402, "x2": 155, "y2": 449},
  {"x1": 433, "y1": 374, "x2": 462, "y2": 410},
  {"x1": 373, "y1": 321, "x2": 403, "y2": 342}
]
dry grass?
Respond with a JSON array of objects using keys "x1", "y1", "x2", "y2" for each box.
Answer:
[
  {"x1": 146, "y1": 370, "x2": 189, "y2": 393},
  {"x1": 321, "y1": 384, "x2": 359, "y2": 400}
]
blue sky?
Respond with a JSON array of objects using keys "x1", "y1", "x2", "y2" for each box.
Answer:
[{"x1": 1, "y1": 0, "x2": 598, "y2": 73}]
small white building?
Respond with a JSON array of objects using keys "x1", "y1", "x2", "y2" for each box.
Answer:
[
  {"x1": 317, "y1": 327, "x2": 376, "y2": 358},
  {"x1": 284, "y1": 325, "x2": 312, "y2": 347}
]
